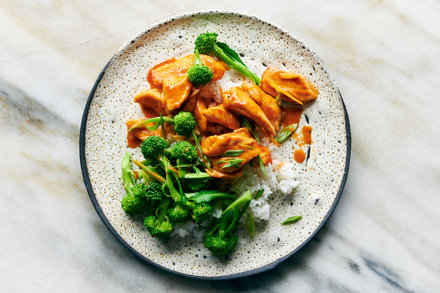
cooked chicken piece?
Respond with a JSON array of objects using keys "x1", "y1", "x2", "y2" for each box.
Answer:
[
  {"x1": 205, "y1": 124, "x2": 230, "y2": 135},
  {"x1": 147, "y1": 54, "x2": 227, "y2": 89},
  {"x1": 201, "y1": 128, "x2": 272, "y2": 173},
  {"x1": 134, "y1": 89, "x2": 166, "y2": 116},
  {"x1": 239, "y1": 82, "x2": 281, "y2": 131},
  {"x1": 126, "y1": 119, "x2": 161, "y2": 148},
  {"x1": 202, "y1": 104, "x2": 240, "y2": 130},
  {"x1": 223, "y1": 87, "x2": 276, "y2": 136},
  {"x1": 182, "y1": 87, "x2": 200, "y2": 113},
  {"x1": 194, "y1": 98, "x2": 208, "y2": 131},
  {"x1": 260, "y1": 67, "x2": 319, "y2": 105},
  {"x1": 162, "y1": 75, "x2": 192, "y2": 113}
]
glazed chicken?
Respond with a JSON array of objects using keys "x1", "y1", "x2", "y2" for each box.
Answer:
[
  {"x1": 223, "y1": 86, "x2": 276, "y2": 136},
  {"x1": 147, "y1": 54, "x2": 227, "y2": 89},
  {"x1": 126, "y1": 119, "x2": 161, "y2": 148},
  {"x1": 239, "y1": 82, "x2": 281, "y2": 132},
  {"x1": 260, "y1": 67, "x2": 319, "y2": 105},
  {"x1": 162, "y1": 75, "x2": 192, "y2": 113},
  {"x1": 201, "y1": 128, "x2": 271, "y2": 174},
  {"x1": 134, "y1": 88, "x2": 166, "y2": 116}
]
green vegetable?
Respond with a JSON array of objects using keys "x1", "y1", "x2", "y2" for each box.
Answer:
[
  {"x1": 193, "y1": 131, "x2": 211, "y2": 169},
  {"x1": 187, "y1": 201, "x2": 213, "y2": 224},
  {"x1": 194, "y1": 32, "x2": 260, "y2": 85},
  {"x1": 167, "y1": 202, "x2": 190, "y2": 223},
  {"x1": 253, "y1": 189, "x2": 264, "y2": 200},
  {"x1": 187, "y1": 49, "x2": 213, "y2": 85},
  {"x1": 188, "y1": 190, "x2": 236, "y2": 203},
  {"x1": 217, "y1": 158, "x2": 244, "y2": 169},
  {"x1": 145, "y1": 181, "x2": 164, "y2": 201},
  {"x1": 220, "y1": 150, "x2": 245, "y2": 157},
  {"x1": 257, "y1": 155, "x2": 267, "y2": 176},
  {"x1": 121, "y1": 152, "x2": 135, "y2": 196},
  {"x1": 128, "y1": 111, "x2": 197, "y2": 137},
  {"x1": 140, "y1": 136, "x2": 168, "y2": 159},
  {"x1": 120, "y1": 152, "x2": 148, "y2": 214},
  {"x1": 164, "y1": 141, "x2": 198, "y2": 164},
  {"x1": 241, "y1": 117, "x2": 260, "y2": 143},
  {"x1": 173, "y1": 111, "x2": 197, "y2": 137},
  {"x1": 276, "y1": 124, "x2": 298, "y2": 144},
  {"x1": 246, "y1": 211, "x2": 255, "y2": 238},
  {"x1": 143, "y1": 198, "x2": 174, "y2": 238},
  {"x1": 281, "y1": 215, "x2": 302, "y2": 225},
  {"x1": 204, "y1": 190, "x2": 252, "y2": 255}
]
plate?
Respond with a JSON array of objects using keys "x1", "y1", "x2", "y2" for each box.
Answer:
[{"x1": 80, "y1": 10, "x2": 350, "y2": 279}]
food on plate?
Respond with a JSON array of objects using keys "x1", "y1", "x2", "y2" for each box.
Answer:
[{"x1": 119, "y1": 32, "x2": 318, "y2": 256}]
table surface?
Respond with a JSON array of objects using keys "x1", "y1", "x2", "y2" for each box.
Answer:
[{"x1": 1, "y1": 1, "x2": 439, "y2": 292}]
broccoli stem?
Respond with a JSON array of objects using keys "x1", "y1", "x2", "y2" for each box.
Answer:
[
  {"x1": 193, "y1": 49, "x2": 203, "y2": 66},
  {"x1": 187, "y1": 190, "x2": 237, "y2": 203},
  {"x1": 212, "y1": 45, "x2": 260, "y2": 85},
  {"x1": 161, "y1": 156, "x2": 187, "y2": 204},
  {"x1": 207, "y1": 190, "x2": 252, "y2": 237},
  {"x1": 121, "y1": 152, "x2": 135, "y2": 196},
  {"x1": 157, "y1": 198, "x2": 170, "y2": 220}
]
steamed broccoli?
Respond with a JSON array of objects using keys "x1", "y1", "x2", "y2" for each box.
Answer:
[
  {"x1": 173, "y1": 111, "x2": 197, "y2": 137},
  {"x1": 144, "y1": 198, "x2": 174, "y2": 238},
  {"x1": 194, "y1": 32, "x2": 260, "y2": 85},
  {"x1": 204, "y1": 190, "x2": 252, "y2": 255},
  {"x1": 187, "y1": 201, "x2": 213, "y2": 224},
  {"x1": 121, "y1": 193, "x2": 142, "y2": 215},
  {"x1": 187, "y1": 49, "x2": 213, "y2": 86},
  {"x1": 140, "y1": 136, "x2": 168, "y2": 159},
  {"x1": 145, "y1": 181, "x2": 163, "y2": 201},
  {"x1": 120, "y1": 152, "x2": 148, "y2": 214},
  {"x1": 167, "y1": 203, "x2": 190, "y2": 223},
  {"x1": 128, "y1": 111, "x2": 196, "y2": 137},
  {"x1": 164, "y1": 141, "x2": 198, "y2": 164}
]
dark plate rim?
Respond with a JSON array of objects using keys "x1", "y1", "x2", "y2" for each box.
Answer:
[{"x1": 79, "y1": 10, "x2": 351, "y2": 280}]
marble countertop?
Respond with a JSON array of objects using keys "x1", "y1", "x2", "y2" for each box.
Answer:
[{"x1": 1, "y1": 0, "x2": 439, "y2": 292}]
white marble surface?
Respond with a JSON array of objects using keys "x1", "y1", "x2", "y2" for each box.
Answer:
[{"x1": 1, "y1": 0, "x2": 439, "y2": 292}]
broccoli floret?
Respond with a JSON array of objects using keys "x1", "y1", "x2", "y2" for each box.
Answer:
[
  {"x1": 167, "y1": 203, "x2": 190, "y2": 223},
  {"x1": 143, "y1": 198, "x2": 174, "y2": 238},
  {"x1": 204, "y1": 234, "x2": 238, "y2": 256},
  {"x1": 140, "y1": 136, "x2": 168, "y2": 160},
  {"x1": 203, "y1": 190, "x2": 252, "y2": 255},
  {"x1": 188, "y1": 202, "x2": 213, "y2": 224},
  {"x1": 129, "y1": 112, "x2": 196, "y2": 138},
  {"x1": 173, "y1": 112, "x2": 196, "y2": 137},
  {"x1": 194, "y1": 32, "x2": 260, "y2": 85},
  {"x1": 121, "y1": 182, "x2": 148, "y2": 215},
  {"x1": 164, "y1": 141, "x2": 198, "y2": 163},
  {"x1": 121, "y1": 152, "x2": 148, "y2": 214},
  {"x1": 121, "y1": 194, "x2": 142, "y2": 215},
  {"x1": 145, "y1": 181, "x2": 163, "y2": 201},
  {"x1": 187, "y1": 49, "x2": 213, "y2": 86}
]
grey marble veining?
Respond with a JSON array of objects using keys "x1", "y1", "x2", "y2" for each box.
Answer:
[{"x1": 1, "y1": 0, "x2": 439, "y2": 292}]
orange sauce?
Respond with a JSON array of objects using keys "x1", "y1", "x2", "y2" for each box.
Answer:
[
  {"x1": 302, "y1": 125, "x2": 312, "y2": 144},
  {"x1": 281, "y1": 107, "x2": 303, "y2": 127},
  {"x1": 294, "y1": 149, "x2": 306, "y2": 163}
]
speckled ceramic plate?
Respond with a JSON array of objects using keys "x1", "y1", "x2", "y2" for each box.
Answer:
[{"x1": 80, "y1": 11, "x2": 350, "y2": 279}]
